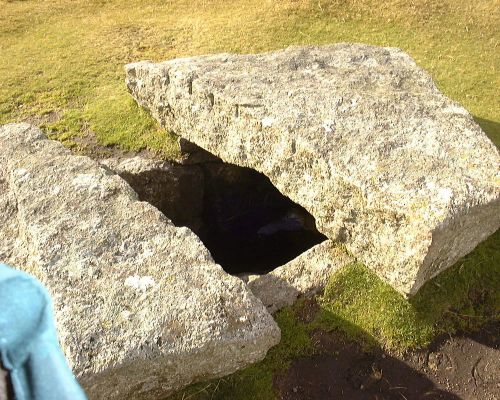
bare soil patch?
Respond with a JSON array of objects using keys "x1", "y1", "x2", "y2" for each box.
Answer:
[{"x1": 275, "y1": 308, "x2": 499, "y2": 400}]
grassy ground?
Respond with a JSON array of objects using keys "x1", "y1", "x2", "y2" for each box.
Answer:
[
  {"x1": 171, "y1": 229, "x2": 499, "y2": 399},
  {"x1": 0, "y1": 0, "x2": 499, "y2": 153},
  {"x1": 1, "y1": 1, "x2": 499, "y2": 399}
]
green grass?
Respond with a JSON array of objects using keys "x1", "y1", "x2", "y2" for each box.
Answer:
[
  {"x1": 1, "y1": 0, "x2": 499, "y2": 155},
  {"x1": 2, "y1": 1, "x2": 499, "y2": 398},
  {"x1": 173, "y1": 230, "x2": 499, "y2": 399},
  {"x1": 169, "y1": 307, "x2": 314, "y2": 400},
  {"x1": 319, "y1": 229, "x2": 500, "y2": 350}
]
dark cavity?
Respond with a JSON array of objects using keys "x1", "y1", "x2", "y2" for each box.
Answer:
[{"x1": 116, "y1": 141, "x2": 327, "y2": 275}]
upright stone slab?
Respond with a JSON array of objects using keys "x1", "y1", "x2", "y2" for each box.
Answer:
[
  {"x1": 0, "y1": 123, "x2": 280, "y2": 399},
  {"x1": 126, "y1": 44, "x2": 500, "y2": 296}
]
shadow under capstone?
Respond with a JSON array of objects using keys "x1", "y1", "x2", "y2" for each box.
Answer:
[
  {"x1": 197, "y1": 161, "x2": 327, "y2": 274},
  {"x1": 111, "y1": 144, "x2": 327, "y2": 275}
]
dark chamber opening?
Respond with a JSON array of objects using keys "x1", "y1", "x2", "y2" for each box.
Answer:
[
  {"x1": 116, "y1": 144, "x2": 327, "y2": 275},
  {"x1": 197, "y1": 163, "x2": 327, "y2": 274}
]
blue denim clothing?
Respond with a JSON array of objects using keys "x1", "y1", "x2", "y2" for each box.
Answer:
[{"x1": 0, "y1": 264, "x2": 87, "y2": 400}]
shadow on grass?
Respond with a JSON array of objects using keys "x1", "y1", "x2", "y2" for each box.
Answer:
[
  {"x1": 474, "y1": 116, "x2": 500, "y2": 149},
  {"x1": 171, "y1": 307, "x2": 465, "y2": 400},
  {"x1": 409, "y1": 228, "x2": 500, "y2": 338},
  {"x1": 274, "y1": 312, "x2": 463, "y2": 400},
  {"x1": 170, "y1": 228, "x2": 499, "y2": 399},
  {"x1": 320, "y1": 229, "x2": 499, "y2": 350}
]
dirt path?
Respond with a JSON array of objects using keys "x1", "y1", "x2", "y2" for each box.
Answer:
[{"x1": 274, "y1": 309, "x2": 499, "y2": 400}]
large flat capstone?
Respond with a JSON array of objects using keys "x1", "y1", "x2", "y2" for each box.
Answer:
[
  {"x1": 125, "y1": 44, "x2": 500, "y2": 296},
  {"x1": 0, "y1": 123, "x2": 280, "y2": 399}
]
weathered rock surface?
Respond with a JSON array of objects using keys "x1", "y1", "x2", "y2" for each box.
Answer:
[
  {"x1": 242, "y1": 240, "x2": 354, "y2": 313},
  {"x1": 99, "y1": 155, "x2": 346, "y2": 314},
  {"x1": 99, "y1": 156, "x2": 205, "y2": 232},
  {"x1": 0, "y1": 123, "x2": 280, "y2": 399},
  {"x1": 100, "y1": 154, "x2": 327, "y2": 275},
  {"x1": 126, "y1": 43, "x2": 500, "y2": 296}
]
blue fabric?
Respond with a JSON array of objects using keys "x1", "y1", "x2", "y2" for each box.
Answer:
[{"x1": 0, "y1": 264, "x2": 87, "y2": 400}]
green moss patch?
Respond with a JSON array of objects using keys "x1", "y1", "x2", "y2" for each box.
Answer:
[
  {"x1": 169, "y1": 307, "x2": 313, "y2": 400},
  {"x1": 173, "y1": 229, "x2": 499, "y2": 399}
]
